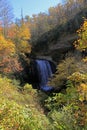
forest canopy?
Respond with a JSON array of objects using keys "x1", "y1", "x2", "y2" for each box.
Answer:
[{"x1": 0, "y1": 0, "x2": 87, "y2": 129}]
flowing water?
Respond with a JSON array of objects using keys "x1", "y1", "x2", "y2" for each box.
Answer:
[{"x1": 36, "y1": 60, "x2": 54, "y2": 91}]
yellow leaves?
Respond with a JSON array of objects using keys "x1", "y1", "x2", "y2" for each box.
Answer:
[
  {"x1": 8, "y1": 23, "x2": 31, "y2": 41},
  {"x1": 68, "y1": 72, "x2": 87, "y2": 102},
  {"x1": 82, "y1": 57, "x2": 87, "y2": 62},
  {"x1": 18, "y1": 24, "x2": 31, "y2": 40},
  {"x1": 79, "y1": 94, "x2": 85, "y2": 102},
  {"x1": 17, "y1": 40, "x2": 31, "y2": 53},
  {"x1": 74, "y1": 18, "x2": 87, "y2": 51},
  {"x1": 15, "y1": 23, "x2": 31, "y2": 41},
  {"x1": 80, "y1": 83, "x2": 87, "y2": 91},
  {"x1": 68, "y1": 72, "x2": 87, "y2": 84},
  {"x1": 10, "y1": 22, "x2": 31, "y2": 54},
  {"x1": 0, "y1": 35, "x2": 15, "y2": 54},
  {"x1": 77, "y1": 83, "x2": 87, "y2": 102}
]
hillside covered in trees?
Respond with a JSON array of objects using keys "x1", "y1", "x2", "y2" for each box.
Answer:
[{"x1": 0, "y1": 0, "x2": 87, "y2": 129}]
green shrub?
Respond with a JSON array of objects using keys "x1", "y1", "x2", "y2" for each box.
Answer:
[
  {"x1": 0, "y1": 98, "x2": 52, "y2": 130},
  {"x1": 50, "y1": 55, "x2": 87, "y2": 89},
  {"x1": 49, "y1": 57, "x2": 78, "y2": 89},
  {"x1": 48, "y1": 104, "x2": 85, "y2": 130},
  {"x1": 0, "y1": 76, "x2": 52, "y2": 130},
  {"x1": 46, "y1": 70, "x2": 87, "y2": 130}
]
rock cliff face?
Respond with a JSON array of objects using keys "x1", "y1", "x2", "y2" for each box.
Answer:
[
  {"x1": 48, "y1": 34, "x2": 77, "y2": 62},
  {"x1": 31, "y1": 33, "x2": 77, "y2": 62},
  {"x1": 31, "y1": 8, "x2": 87, "y2": 63}
]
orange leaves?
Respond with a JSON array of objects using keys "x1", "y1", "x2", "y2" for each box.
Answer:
[
  {"x1": 0, "y1": 34, "x2": 22, "y2": 74},
  {"x1": 8, "y1": 22, "x2": 31, "y2": 41},
  {"x1": 0, "y1": 20, "x2": 31, "y2": 74},
  {"x1": 8, "y1": 22, "x2": 31, "y2": 54},
  {"x1": 7, "y1": 24, "x2": 17, "y2": 39}
]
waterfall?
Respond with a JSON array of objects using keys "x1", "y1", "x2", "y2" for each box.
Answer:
[{"x1": 36, "y1": 60, "x2": 54, "y2": 91}]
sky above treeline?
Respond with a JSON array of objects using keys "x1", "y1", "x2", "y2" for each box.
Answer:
[{"x1": 10, "y1": 0, "x2": 62, "y2": 18}]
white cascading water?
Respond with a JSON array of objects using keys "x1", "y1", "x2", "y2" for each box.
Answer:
[{"x1": 36, "y1": 60, "x2": 53, "y2": 91}]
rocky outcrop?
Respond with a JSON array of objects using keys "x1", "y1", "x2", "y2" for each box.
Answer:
[
  {"x1": 31, "y1": 8, "x2": 87, "y2": 62},
  {"x1": 31, "y1": 34, "x2": 77, "y2": 62}
]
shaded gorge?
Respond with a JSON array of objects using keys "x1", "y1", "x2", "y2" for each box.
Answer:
[{"x1": 28, "y1": 59, "x2": 56, "y2": 92}]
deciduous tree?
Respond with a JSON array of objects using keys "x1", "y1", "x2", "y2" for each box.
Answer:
[
  {"x1": 0, "y1": 34, "x2": 22, "y2": 74},
  {"x1": 8, "y1": 20, "x2": 31, "y2": 54},
  {"x1": 0, "y1": 0, "x2": 13, "y2": 38}
]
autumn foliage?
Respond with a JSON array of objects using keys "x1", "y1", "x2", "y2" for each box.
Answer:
[
  {"x1": 0, "y1": 35, "x2": 22, "y2": 74},
  {"x1": 8, "y1": 22, "x2": 31, "y2": 54},
  {"x1": 74, "y1": 18, "x2": 87, "y2": 51},
  {"x1": 0, "y1": 19, "x2": 31, "y2": 74}
]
